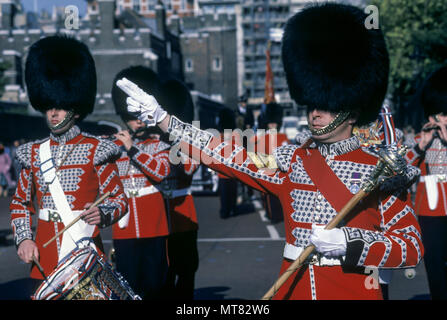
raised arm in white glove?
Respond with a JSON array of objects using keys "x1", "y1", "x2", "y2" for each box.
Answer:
[
  {"x1": 116, "y1": 77, "x2": 167, "y2": 126},
  {"x1": 309, "y1": 225, "x2": 347, "y2": 257}
]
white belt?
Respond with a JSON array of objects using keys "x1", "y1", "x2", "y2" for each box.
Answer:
[
  {"x1": 420, "y1": 174, "x2": 446, "y2": 210},
  {"x1": 420, "y1": 174, "x2": 447, "y2": 183},
  {"x1": 119, "y1": 186, "x2": 159, "y2": 229},
  {"x1": 283, "y1": 243, "x2": 343, "y2": 266},
  {"x1": 39, "y1": 209, "x2": 83, "y2": 222},
  {"x1": 124, "y1": 185, "x2": 159, "y2": 198}
]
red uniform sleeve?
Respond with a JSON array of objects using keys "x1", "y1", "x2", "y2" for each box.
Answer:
[
  {"x1": 343, "y1": 190, "x2": 424, "y2": 268},
  {"x1": 404, "y1": 134, "x2": 425, "y2": 169},
  {"x1": 127, "y1": 143, "x2": 171, "y2": 183},
  {"x1": 95, "y1": 161, "x2": 128, "y2": 227},
  {"x1": 10, "y1": 165, "x2": 35, "y2": 247},
  {"x1": 168, "y1": 116, "x2": 286, "y2": 195}
]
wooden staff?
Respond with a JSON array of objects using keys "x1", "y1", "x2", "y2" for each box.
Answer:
[
  {"x1": 261, "y1": 189, "x2": 367, "y2": 300},
  {"x1": 43, "y1": 192, "x2": 111, "y2": 248},
  {"x1": 261, "y1": 146, "x2": 407, "y2": 300}
]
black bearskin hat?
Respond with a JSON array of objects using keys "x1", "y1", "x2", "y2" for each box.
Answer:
[
  {"x1": 281, "y1": 3, "x2": 389, "y2": 126},
  {"x1": 264, "y1": 102, "x2": 283, "y2": 128},
  {"x1": 112, "y1": 65, "x2": 163, "y2": 121},
  {"x1": 420, "y1": 66, "x2": 447, "y2": 118},
  {"x1": 160, "y1": 79, "x2": 195, "y2": 123},
  {"x1": 218, "y1": 107, "x2": 236, "y2": 132},
  {"x1": 25, "y1": 35, "x2": 97, "y2": 121}
]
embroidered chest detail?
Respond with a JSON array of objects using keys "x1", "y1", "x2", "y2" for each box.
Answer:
[
  {"x1": 289, "y1": 159, "x2": 313, "y2": 185},
  {"x1": 290, "y1": 189, "x2": 337, "y2": 225},
  {"x1": 425, "y1": 139, "x2": 447, "y2": 175},
  {"x1": 32, "y1": 143, "x2": 92, "y2": 209},
  {"x1": 291, "y1": 227, "x2": 312, "y2": 247},
  {"x1": 273, "y1": 145, "x2": 298, "y2": 172},
  {"x1": 329, "y1": 160, "x2": 373, "y2": 191}
]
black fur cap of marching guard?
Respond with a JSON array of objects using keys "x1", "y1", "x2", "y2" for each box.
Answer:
[
  {"x1": 111, "y1": 65, "x2": 163, "y2": 121},
  {"x1": 265, "y1": 102, "x2": 283, "y2": 128},
  {"x1": 420, "y1": 65, "x2": 447, "y2": 118},
  {"x1": 218, "y1": 107, "x2": 236, "y2": 132},
  {"x1": 281, "y1": 2, "x2": 390, "y2": 126},
  {"x1": 160, "y1": 78, "x2": 195, "y2": 123},
  {"x1": 25, "y1": 34, "x2": 97, "y2": 121}
]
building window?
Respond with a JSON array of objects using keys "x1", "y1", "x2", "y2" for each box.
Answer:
[
  {"x1": 185, "y1": 58, "x2": 193, "y2": 73},
  {"x1": 212, "y1": 56, "x2": 222, "y2": 72},
  {"x1": 134, "y1": 1, "x2": 141, "y2": 12},
  {"x1": 180, "y1": 0, "x2": 187, "y2": 10},
  {"x1": 147, "y1": 0, "x2": 156, "y2": 10}
]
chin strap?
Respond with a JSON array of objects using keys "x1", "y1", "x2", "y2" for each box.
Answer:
[
  {"x1": 309, "y1": 111, "x2": 351, "y2": 136},
  {"x1": 48, "y1": 109, "x2": 76, "y2": 131}
]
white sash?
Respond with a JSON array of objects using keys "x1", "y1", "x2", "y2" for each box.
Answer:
[
  {"x1": 39, "y1": 140, "x2": 96, "y2": 262},
  {"x1": 424, "y1": 175, "x2": 439, "y2": 210}
]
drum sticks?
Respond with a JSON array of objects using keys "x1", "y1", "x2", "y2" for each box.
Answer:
[
  {"x1": 43, "y1": 192, "x2": 111, "y2": 248},
  {"x1": 32, "y1": 256, "x2": 46, "y2": 278}
]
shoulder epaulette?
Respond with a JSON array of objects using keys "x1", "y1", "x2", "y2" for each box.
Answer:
[
  {"x1": 85, "y1": 134, "x2": 122, "y2": 166},
  {"x1": 247, "y1": 152, "x2": 278, "y2": 170},
  {"x1": 15, "y1": 138, "x2": 48, "y2": 169}
]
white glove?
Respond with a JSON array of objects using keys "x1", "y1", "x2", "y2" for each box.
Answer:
[
  {"x1": 116, "y1": 77, "x2": 167, "y2": 126},
  {"x1": 310, "y1": 225, "x2": 347, "y2": 257}
]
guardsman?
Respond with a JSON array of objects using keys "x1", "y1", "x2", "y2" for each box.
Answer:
[
  {"x1": 10, "y1": 35, "x2": 128, "y2": 293},
  {"x1": 117, "y1": 3, "x2": 423, "y2": 300},
  {"x1": 405, "y1": 66, "x2": 447, "y2": 300},
  {"x1": 111, "y1": 66, "x2": 171, "y2": 300}
]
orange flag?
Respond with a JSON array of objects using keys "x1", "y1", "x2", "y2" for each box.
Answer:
[{"x1": 264, "y1": 41, "x2": 276, "y2": 104}]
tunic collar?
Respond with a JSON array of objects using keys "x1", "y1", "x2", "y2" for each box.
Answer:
[
  {"x1": 50, "y1": 125, "x2": 81, "y2": 144},
  {"x1": 315, "y1": 136, "x2": 360, "y2": 157}
]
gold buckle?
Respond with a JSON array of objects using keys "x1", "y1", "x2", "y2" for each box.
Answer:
[
  {"x1": 48, "y1": 210, "x2": 62, "y2": 223},
  {"x1": 309, "y1": 254, "x2": 319, "y2": 265},
  {"x1": 128, "y1": 190, "x2": 139, "y2": 197}
]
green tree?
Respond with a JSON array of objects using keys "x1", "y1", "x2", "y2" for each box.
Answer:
[{"x1": 373, "y1": 0, "x2": 447, "y2": 128}]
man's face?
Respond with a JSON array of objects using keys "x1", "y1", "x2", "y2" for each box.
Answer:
[
  {"x1": 45, "y1": 108, "x2": 78, "y2": 135},
  {"x1": 307, "y1": 108, "x2": 355, "y2": 143},
  {"x1": 126, "y1": 119, "x2": 147, "y2": 136}
]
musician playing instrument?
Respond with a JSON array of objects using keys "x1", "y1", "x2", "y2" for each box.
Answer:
[
  {"x1": 116, "y1": 3, "x2": 424, "y2": 300},
  {"x1": 111, "y1": 66, "x2": 171, "y2": 300},
  {"x1": 9, "y1": 35, "x2": 128, "y2": 294},
  {"x1": 405, "y1": 66, "x2": 447, "y2": 300},
  {"x1": 157, "y1": 79, "x2": 201, "y2": 300}
]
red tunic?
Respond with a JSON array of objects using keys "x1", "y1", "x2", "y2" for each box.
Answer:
[
  {"x1": 112, "y1": 137, "x2": 171, "y2": 239},
  {"x1": 10, "y1": 126, "x2": 128, "y2": 279},
  {"x1": 168, "y1": 116, "x2": 424, "y2": 300},
  {"x1": 406, "y1": 134, "x2": 447, "y2": 217}
]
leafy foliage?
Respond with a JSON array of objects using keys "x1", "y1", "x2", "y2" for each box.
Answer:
[{"x1": 372, "y1": 0, "x2": 447, "y2": 126}]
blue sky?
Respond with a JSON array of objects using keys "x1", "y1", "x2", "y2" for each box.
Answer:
[{"x1": 22, "y1": 0, "x2": 87, "y2": 14}]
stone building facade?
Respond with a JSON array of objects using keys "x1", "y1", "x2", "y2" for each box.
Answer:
[{"x1": 0, "y1": 0, "x2": 183, "y2": 124}]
